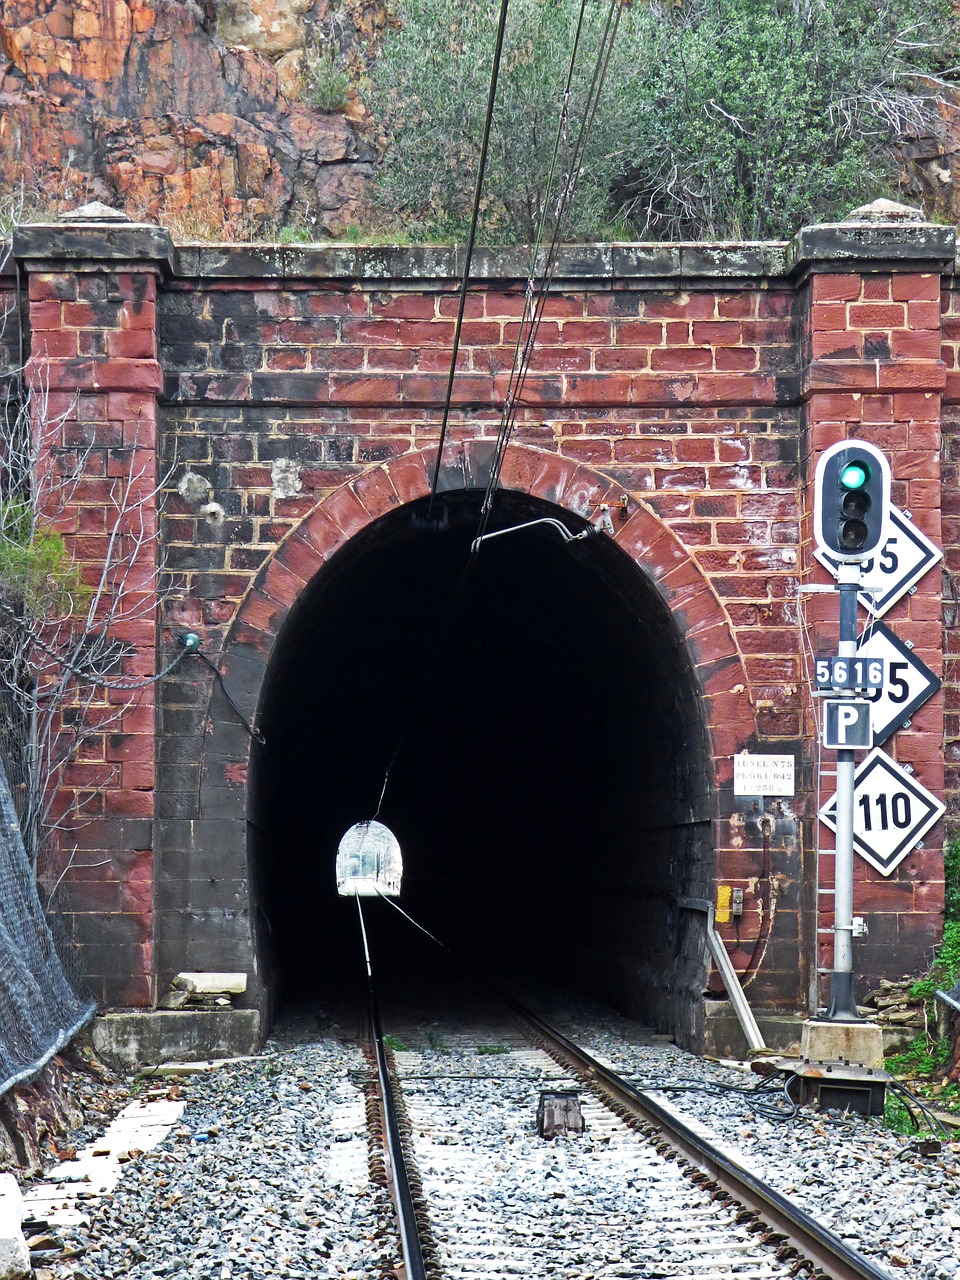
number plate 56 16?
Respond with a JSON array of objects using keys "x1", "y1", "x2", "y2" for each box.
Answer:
[{"x1": 815, "y1": 656, "x2": 885, "y2": 690}]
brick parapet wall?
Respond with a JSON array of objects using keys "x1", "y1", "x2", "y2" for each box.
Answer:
[
  {"x1": 8, "y1": 222, "x2": 956, "y2": 1018},
  {"x1": 20, "y1": 252, "x2": 163, "y2": 1007},
  {"x1": 939, "y1": 271, "x2": 960, "y2": 839},
  {"x1": 802, "y1": 264, "x2": 947, "y2": 996}
]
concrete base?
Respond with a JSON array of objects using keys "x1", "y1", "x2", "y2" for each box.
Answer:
[
  {"x1": 0, "y1": 1173, "x2": 30, "y2": 1280},
  {"x1": 91, "y1": 1010, "x2": 262, "y2": 1071},
  {"x1": 703, "y1": 1001, "x2": 805, "y2": 1058},
  {"x1": 800, "y1": 1018, "x2": 885, "y2": 1070}
]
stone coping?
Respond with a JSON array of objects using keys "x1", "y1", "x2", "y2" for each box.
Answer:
[{"x1": 6, "y1": 220, "x2": 958, "y2": 284}]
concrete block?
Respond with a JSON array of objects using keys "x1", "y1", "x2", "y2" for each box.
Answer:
[
  {"x1": 173, "y1": 972, "x2": 248, "y2": 995},
  {"x1": 800, "y1": 1019, "x2": 885, "y2": 1070},
  {"x1": 91, "y1": 1009, "x2": 261, "y2": 1070},
  {"x1": 0, "y1": 1173, "x2": 30, "y2": 1280},
  {"x1": 703, "y1": 1001, "x2": 804, "y2": 1059}
]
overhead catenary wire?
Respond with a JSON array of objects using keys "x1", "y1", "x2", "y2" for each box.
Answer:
[
  {"x1": 427, "y1": 0, "x2": 514, "y2": 513},
  {"x1": 473, "y1": 0, "x2": 624, "y2": 550},
  {"x1": 427, "y1": 0, "x2": 623, "y2": 525},
  {"x1": 372, "y1": 3, "x2": 612, "y2": 814},
  {"x1": 371, "y1": 2, "x2": 624, "y2": 817}
]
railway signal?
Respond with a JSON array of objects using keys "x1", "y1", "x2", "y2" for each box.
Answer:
[
  {"x1": 813, "y1": 440, "x2": 891, "y2": 1023},
  {"x1": 815, "y1": 505, "x2": 942, "y2": 617},
  {"x1": 814, "y1": 440, "x2": 891, "y2": 564}
]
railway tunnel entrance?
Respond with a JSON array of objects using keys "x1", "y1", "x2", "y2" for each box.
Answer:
[{"x1": 251, "y1": 489, "x2": 714, "y2": 1043}]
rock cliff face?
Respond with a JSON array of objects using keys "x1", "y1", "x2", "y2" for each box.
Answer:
[
  {"x1": 0, "y1": 0, "x2": 384, "y2": 237},
  {"x1": 901, "y1": 93, "x2": 960, "y2": 227},
  {"x1": 1, "y1": 1, "x2": 959, "y2": 239}
]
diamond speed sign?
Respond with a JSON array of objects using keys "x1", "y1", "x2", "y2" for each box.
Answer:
[
  {"x1": 814, "y1": 505, "x2": 942, "y2": 618},
  {"x1": 856, "y1": 621, "x2": 941, "y2": 747},
  {"x1": 818, "y1": 749, "x2": 945, "y2": 876}
]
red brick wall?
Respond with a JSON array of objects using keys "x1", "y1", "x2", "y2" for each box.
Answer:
[
  {"x1": 941, "y1": 278, "x2": 960, "y2": 860},
  {"x1": 805, "y1": 269, "x2": 947, "y2": 997},
  {"x1": 157, "y1": 272, "x2": 812, "y2": 1015},
  {"x1": 24, "y1": 262, "x2": 162, "y2": 1007},
  {"x1": 9, "y1": 222, "x2": 954, "y2": 1028}
]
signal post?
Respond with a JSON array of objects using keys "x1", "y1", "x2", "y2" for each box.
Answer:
[{"x1": 792, "y1": 442, "x2": 892, "y2": 1112}]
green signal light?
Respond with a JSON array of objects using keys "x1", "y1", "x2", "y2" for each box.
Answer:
[{"x1": 839, "y1": 461, "x2": 870, "y2": 490}]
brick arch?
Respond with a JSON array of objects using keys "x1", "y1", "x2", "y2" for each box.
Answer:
[
  {"x1": 208, "y1": 442, "x2": 750, "y2": 796},
  {"x1": 194, "y1": 443, "x2": 752, "y2": 1012}
]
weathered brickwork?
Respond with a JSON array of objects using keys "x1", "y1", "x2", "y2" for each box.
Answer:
[
  {"x1": 21, "y1": 255, "x2": 163, "y2": 1007},
  {"x1": 805, "y1": 267, "x2": 947, "y2": 989},
  {"x1": 6, "y1": 215, "x2": 955, "y2": 1048},
  {"x1": 939, "y1": 279, "x2": 960, "y2": 837}
]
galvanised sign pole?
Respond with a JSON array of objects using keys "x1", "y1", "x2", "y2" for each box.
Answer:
[{"x1": 813, "y1": 441, "x2": 891, "y2": 1021}]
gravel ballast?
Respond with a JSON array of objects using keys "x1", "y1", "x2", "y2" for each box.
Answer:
[
  {"x1": 546, "y1": 1000, "x2": 960, "y2": 1280},
  {"x1": 35, "y1": 1011, "x2": 397, "y2": 1279},
  {"x1": 24, "y1": 1000, "x2": 960, "y2": 1280}
]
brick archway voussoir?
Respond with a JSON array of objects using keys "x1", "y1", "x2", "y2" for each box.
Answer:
[{"x1": 229, "y1": 446, "x2": 748, "y2": 752}]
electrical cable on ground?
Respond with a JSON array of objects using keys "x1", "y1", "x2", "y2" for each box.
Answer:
[
  {"x1": 372, "y1": 889, "x2": 801, "y2": 1122},
  {"x1": 626, "y1": 1073, "x2": 799, "y2": 1123},
  {"x1": 885, "y1": 1077, "x2": 950, "y2": 1138}
]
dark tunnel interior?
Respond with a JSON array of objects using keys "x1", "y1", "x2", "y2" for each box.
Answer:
[{"x1": 251, "y1": 490, "x2": 714, "y2": 1040}]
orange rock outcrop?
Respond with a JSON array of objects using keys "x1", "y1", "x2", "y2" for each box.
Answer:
[{"x1": 0, "y1": 0, "x2": 377, "y2": 237}]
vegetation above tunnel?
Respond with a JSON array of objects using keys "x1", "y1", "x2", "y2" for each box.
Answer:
[{"x1": 370, "y1": 0, "x2": 955, "y2": 243}]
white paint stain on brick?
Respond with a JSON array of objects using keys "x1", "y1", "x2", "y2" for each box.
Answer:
[
  {"x1": 271, "y1": 458, "x2": 302, "y2": 500},
  {"x1": 725, "y1": 465, "x2": 760, "y2": 489},
  {"x1": 177, "y1": 470, "x2": 212, "y2": 505}
]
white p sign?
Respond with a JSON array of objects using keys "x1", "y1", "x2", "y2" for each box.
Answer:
[{"x1": 823, "y1": 699, "x2": 872, "y2": 750}]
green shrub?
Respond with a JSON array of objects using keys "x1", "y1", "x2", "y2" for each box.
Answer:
[
  {"x1": 886, "y1": 1032, "x2": 952, "y2": 1078},
  {"x1": 0, "y1": 500, "x2": 84, "y2": 616},
  {"x1": 370, "y1": 0, "x2": 624, "y2": 241},
  {"x1": 909, "y1": 919, "x2": 960, "y2": 1006},
  {"x1": 305, "y1": 44, "x2": 351, "y2": 114},
  {"x1": 945, "y1": 835, "x2": 960, "y2": 923},
  {"x1": 369, "y1": 0, "x2": 953, "y2": 242}
]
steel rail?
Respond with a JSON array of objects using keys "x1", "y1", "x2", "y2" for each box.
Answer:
[
  {"x1": 356, "y1": 900, "x2": 429, "y2": 1280},
  {"x1": 510, "y1": 999, "x2": 896, "y2": 1280},
  {"x1": 365, "y1": 897, "x2": 896, "y2": 1280}
]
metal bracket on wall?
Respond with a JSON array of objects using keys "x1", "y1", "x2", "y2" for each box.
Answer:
[{"x1": 681, "y1": 897, "x2": 767, "y2": 1054}]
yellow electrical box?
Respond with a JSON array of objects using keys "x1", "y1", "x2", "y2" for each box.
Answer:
[{"x1": 716, "y1": 884, "x2": 732, "y2": 924}]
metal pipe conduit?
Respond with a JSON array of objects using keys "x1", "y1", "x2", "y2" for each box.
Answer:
[{"x1": 681, "y1": 896, "x2": 767, "y2": 1054}]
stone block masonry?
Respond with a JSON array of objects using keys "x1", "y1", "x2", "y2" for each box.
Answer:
[{"x1": 6, "y1": 208, "x2": 958, "y2": 1047}]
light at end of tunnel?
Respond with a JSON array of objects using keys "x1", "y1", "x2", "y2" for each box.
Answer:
[{"x1": 336, "y1": 819, "x2": 403, "y2": 897}]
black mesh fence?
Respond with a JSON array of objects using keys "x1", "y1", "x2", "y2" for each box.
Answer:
[{"x1": 0, "y1": 753, "x2": 95, "y2": 1097}]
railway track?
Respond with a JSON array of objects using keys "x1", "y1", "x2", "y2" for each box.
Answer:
[{"x1": 356, "y1": 904, "x2": 896, "y2": 1280}]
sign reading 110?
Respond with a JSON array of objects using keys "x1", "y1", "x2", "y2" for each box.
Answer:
[{"x1": 858, "y1": 790, "x2": 912, "y2": 832}]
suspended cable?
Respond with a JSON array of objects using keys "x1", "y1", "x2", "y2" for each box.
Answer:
[
  {"x1": 373, "y1": 1, "x2": 622, "y2": 815},
  {"x1": 479, "y1": 0, "x2": 623, "y2": 525},
  {"x1": 0, "y1": 595, "x2": 190, "y2": 692},
  {"x1": 428, "y1": 0, "x2": 513, "y2": 513},
  {"x1": 192, "y1": 648, "x2": 266, "y2": 745},
  {"x1": 474, "y1": 0, "x2": 624, "y2": 549}
]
